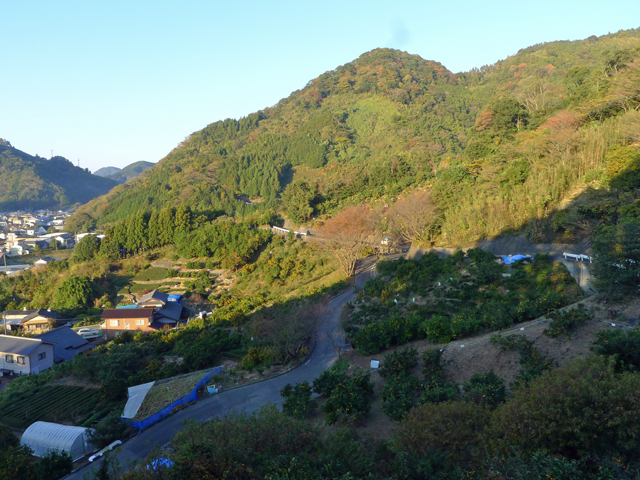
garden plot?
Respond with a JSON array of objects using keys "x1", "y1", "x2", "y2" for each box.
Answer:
[
  {"x1": 132, "y1": 370, "x2": 210, "y2": 421},
  {"x1": 0, "y1": 385, "x2": 102, "y2": 430}
]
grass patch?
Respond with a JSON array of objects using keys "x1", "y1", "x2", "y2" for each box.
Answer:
[
  {"x1": 133, "y1": 267, "x2": 169, "y2": 282},
  {"x1": 130, "y1": 283, "x2": 162, "y2": 293}
]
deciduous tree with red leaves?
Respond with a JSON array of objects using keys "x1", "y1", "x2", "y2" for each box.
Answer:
[{"x1": 318, "y1": 205, "x2": 374, "y2": 277}]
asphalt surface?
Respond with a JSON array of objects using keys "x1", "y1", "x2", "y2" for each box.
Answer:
[{"x1": 67, "y1": 256, "x2": 378, "y2": 479}]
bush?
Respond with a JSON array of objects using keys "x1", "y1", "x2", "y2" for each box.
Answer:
[
  {"x1": 543, "y1": 304, "x2": 593, "y2": 339},
  {"x1": 381, "y1": 373, "x2": 420, "y2": 421},
  {"x1": 487, "y1": 355, "x2": 640, "y2": 459},
  {"x1": 312, "y1": 361, "x2": 349, "y2": 397},
  {"x1": 419, "y1": 382, "x2": 458, "y2": 404},
  {"x1": 36, "y1": 450, "x2": 73, "y2": 480},
  {"x1": 422, "y1": 349, "x2": 445, "y2": 387},
  {"x1": 462, "y1": 370, "x2": 507, "y2": 408},
  {"x1": 352, "y1": 315, "x2": 423, "y2": 354},
  {"x1": 185, "y1": 261, "x2": 204, "y2": 270},
  {"x1": 592, "y1": 328, "x2": 640, "y2": 372},
  {"x1": 379, "y1": 347, "x2": 418, "y2": 378},
  {"x1": 396, "y1": 401, "x2": 490, "y2": 466},
  {"x1": 321, "y1": 370, "x2": 374, "y2": 424},
  {"x1": 490, "y1": 334, "x2": 553, "y2": 387},
  {"x1": 168, "y1": 405, "x2": 317, "y2": 478},
  {"x1": 88, "y1": 411, "x2": 131, "y2": 449},
  {"x1": 281, "y1": 381, "x2": 316, "y2": 418}
]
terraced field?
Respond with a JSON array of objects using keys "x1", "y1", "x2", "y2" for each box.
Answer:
[{"x1": 0, "y1": 385, "x2": 103, "y2": 429}]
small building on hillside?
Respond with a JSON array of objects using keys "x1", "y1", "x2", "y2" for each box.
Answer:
[
  {"x1": 138, "y1": 290, "x2": 170, "y2": 308},
  {"x1": 21, "y1": 422, "x2": 94, "y2": 460},
  {"x1": 0, "y1": 335, "x2": 54, "y2": 376},
  {"x1": 101, "y1": 307, "x2": 155, "y2": 340},
  {"x1": 54, "y1": 233, "x2": 75, "y2": 248},
  {"x1": 2, "y1": 309, "x2": 37, "y2": 332},
  {"x1": 137, "y1": 289, "x2": 187, "y2": 327},
  {"x1": 34, "y1": 256, "x2": 59, "y2": 267},
  {"x1": 20, "y1": 309, "x2": 60, "y2": 334},
  {"x1": 102, "y1": 290, "x2": 187, "y2": 340},
  {"x1": 36, "y1": 326, "x2": 94, "y2": 363}
]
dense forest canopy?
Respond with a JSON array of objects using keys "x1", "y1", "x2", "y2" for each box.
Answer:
[{"x1": 71, "y1": 28, "x2": 640, "y2": 245}]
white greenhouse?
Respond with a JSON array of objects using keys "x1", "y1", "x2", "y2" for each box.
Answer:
[{"x1": 21, "y1": 421, "x2": 94, "y2": 460}]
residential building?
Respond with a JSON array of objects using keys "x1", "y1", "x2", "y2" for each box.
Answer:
[
  {"x1": 54, "y1": 233, "x2": 75, "y2": 248},
  {"x1": 137, "y1": 290, "x2": 170, "y2": 308},
  {"x1": 0, "y1": 335, "x2": 54, "y2": 376},
  {"x1": 34, "y1": 256, "x2": 59, "y2": 267},
  {"x1": 101, "y1": 308, "x2": 155, "y2": 340},
  {"x1": 20, "y1": 309, "x2": 60, "y2": 334},
  {"x1": 2, "y1": 309, "x2": 37, "y2": 332},
  {"x1": 36, "y1": 327, "x2": 94, "y2": 363}
]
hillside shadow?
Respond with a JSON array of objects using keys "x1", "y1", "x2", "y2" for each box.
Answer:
[{"x1": 452, "y1": 153, "x2": 640, "y2": 258}]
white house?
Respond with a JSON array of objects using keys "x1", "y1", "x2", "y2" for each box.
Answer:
[
  {"x1": 0, "y1": 335, "x2": 54, "y2": 376},
  {"x1": 55, "y1": 234, "x2": 75, "y2": 248},
  {"x1": 8, "y1": 243, "x2": 30, "y2": 256},
  {"x1": 34, "y1": 257, "x2": 59, "y2": 267},
  {"x1": 27, "y1": 227, "x2": 47, "y2": 236}
]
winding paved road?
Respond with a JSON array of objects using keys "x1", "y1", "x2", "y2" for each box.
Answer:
[{"x1": 68, "y1": 257, "x2": 378, "y2": 479}]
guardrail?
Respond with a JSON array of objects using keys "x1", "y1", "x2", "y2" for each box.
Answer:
[
  {"x1": 271, "y1": 226, "x2": 308, "y2": 236},
  {"x1": 563, "y1": 253, "x2": 593, "y2": 263}
]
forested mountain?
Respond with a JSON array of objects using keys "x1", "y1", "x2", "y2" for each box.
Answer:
[
  {"x1": 107, "y1": 161, "x2": 155, "y2": 184},
  {"x1": 0, "y1": 145, "x2": 118, "y2": 210},
  {"x1": 94, "y1": 166, "x2": 121, "y2": 177},
  {"x1": 73, "y1": 28, "x2": 640, "y2": 245}
]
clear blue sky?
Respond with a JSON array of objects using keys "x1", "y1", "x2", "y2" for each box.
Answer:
[{"x1": 1, "y1": 1, "x2": 639, "y2": 172}]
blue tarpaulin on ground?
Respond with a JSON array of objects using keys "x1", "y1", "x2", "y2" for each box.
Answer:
[
  {"x1": 147, "y1": 458, "x2": 175, "y2": 470},
  {"x1": 502, "y1": 255, "x2": 532, "y2": 265},
  {"x1": 124, "y1": 366, "x2": 222, "y2": 430}
]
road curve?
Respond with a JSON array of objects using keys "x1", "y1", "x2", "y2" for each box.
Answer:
[{"x1": 67, "y1": 257, "x2": 378, "y2": 479}]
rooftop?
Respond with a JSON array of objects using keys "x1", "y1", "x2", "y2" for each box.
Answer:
[
  {"x1": 101, "y1": 308, "x2": 154, "y2": 320},
  {"x1": 0, "y1": 335, "x2": 51, "y2": 356}
]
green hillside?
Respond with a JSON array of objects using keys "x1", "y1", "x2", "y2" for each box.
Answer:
[
  {"x1": 73, "y1": 28, "x2": 640, "y2": 245},
  {"x1": 0, "y1": 145, "x2": 118, "y2": 210},
  {"x1": 107, "y1": 161, "x2": 155, "y2": 184}
]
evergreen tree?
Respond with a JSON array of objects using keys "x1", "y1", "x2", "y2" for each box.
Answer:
[
  {"x1": 158, "y1": 206, "x2": 176, "y2": 246},
  {"x1": 75, "y1": 235, "x2": 101, "y2": 262},
  {"x1": 174, "y1": 205, "x2": 193, "y2": 239},
  {"x1": 147, "y1": 209, "x2": 160, "y2": 249}
]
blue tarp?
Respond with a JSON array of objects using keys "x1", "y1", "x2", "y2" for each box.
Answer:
[
  {"x1": 168, "y1": 294, "x2": 183, "y2": 303},
  {"x1": 147, "y1": 458, "x2": 175, "y2": 470},
  {"x1": 124, "y1": 366, "x2": 222, "y2": 430},
  {"x1": 502, "y1": 255, "x2": 532, "y2": 265}
]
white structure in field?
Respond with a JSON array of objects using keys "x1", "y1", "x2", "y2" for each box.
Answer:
[{"x1": 21, "y1": 421, "x2": 94, "y2": 460}]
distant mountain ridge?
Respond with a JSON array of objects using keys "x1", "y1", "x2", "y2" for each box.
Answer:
[
  {"x1": 107, "y1": 161, "x2": 155, "y2": 184},
  {"x1": 94, "y1": 166, "x2": 120, "y2": 177},
  {"x1": 0, "y1": 145, "x2": 118, "y2": 210}
]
